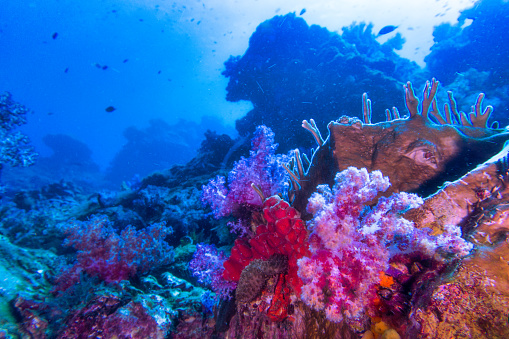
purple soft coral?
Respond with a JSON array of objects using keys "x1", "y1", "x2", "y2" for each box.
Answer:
[
  {"x1": 202, "y1": 125, "x2": 288, "y2": 234},
  {"x1": 298, "y1": 167, "x2": 472, "y2": 325},
  {"x1": 189, "y1": 243, "x2": 236, "y2": 300}
]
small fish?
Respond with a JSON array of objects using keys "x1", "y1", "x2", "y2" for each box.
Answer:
[
  {"x1": 52, "y1": 32, "x2": 58, "y2": 39},
  {"x1": 105, "y1": 106, "x2": 116, "y2": 113},
  {"x1": 64, "y1": 67, "x2": 69, "y2": 73},
  {"x1": 123, "y1": 59, "x2": 129, "y2": 63},
  {"x1": 300, "y1": 8, "x2": 306, "y2": 15},
  {"x1": 158, "y1": 70, "x2": 161, "y2": 74},
  {"x1": 94, "y1": 63, "x2": 102, "y2": 69},
  {"x1": 377, "y1": 25, "x2": 398, "y2": 36},
  {"x1": 102, "y1": 65, "x2": 108, "y2": 70}
]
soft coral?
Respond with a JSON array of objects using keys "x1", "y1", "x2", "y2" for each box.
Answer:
[
  {"x1": 222, "y1": 195, "x2": 309, "y2": 296},
  {"x1": 298, "y1": 167, "x2": 472, "y2": 326},
  {"x1": 201, "y1": 125, "x2": 288, "y2": 226},
  {"x1": 54, "y1": 215, "x2": 173, "y2": 292}
]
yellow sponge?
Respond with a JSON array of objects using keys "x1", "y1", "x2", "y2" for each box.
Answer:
[{"x1": 381, "y1": 329, "x2": 401, "y2": 339}]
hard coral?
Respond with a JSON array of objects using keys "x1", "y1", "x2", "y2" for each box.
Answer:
[
  {"x1": 222, "y1": 195, "x2": 309, "y2": 296},
  {"x1": 291, "y1": 79, "x2": 509, "y2": 212}
]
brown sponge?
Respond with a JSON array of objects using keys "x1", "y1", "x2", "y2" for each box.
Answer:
[{"x1": 235, "y1": 254, "x2": 288, "y2": 303}]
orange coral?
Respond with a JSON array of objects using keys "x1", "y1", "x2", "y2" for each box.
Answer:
[{"x1": 379, "y1": 271, "x2": 394, "y2": 288}]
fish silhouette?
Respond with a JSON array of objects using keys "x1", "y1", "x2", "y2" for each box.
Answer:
[{"x1": 378, "y1": 25, "x2": 398, "y2": 36}]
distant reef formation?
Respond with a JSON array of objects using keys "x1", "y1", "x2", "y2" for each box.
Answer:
[{"x1": 222, "y1": 13, "x2": 422, "y2": 153}]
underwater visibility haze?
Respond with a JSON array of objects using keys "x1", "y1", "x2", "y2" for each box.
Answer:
[{"x1": 1, "y1": 0, "x2": 509, "y2": 337}]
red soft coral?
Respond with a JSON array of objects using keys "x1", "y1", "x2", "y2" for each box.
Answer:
[
  {"x1": 222, "y1": 195, "x2": 309, "y2": 296},
  {"x1": 54, "y1": 215, "x2": 173, "y2": 292}
]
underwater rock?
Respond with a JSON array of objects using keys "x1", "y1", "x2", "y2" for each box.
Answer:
[
  {"x1": 56, "y1": 294, "x2": 173, "y2": 338},
  {"x1": 236, "y1": 255, "x2": 288, "y2": 303},
  {"x1": 222, "y1": 13, "x2": 419, "y2": 154},
  {"x1": 0, "y1": 235, "x2": 57, "y2": 337},
  {"x1": 289, "y1": 79, "x2": 509, "y2": 213}
]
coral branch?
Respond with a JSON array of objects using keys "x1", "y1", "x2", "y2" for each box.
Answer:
[
  {"x1": 302, "y1": 119, "x2": 324, "y2": 146},
  {"x1": 421, "y1": 78, "x2": 439, "y2": 119},
  {"x1": 362, "y1": 93, "x2": 372, "y2": 124},
  {"x1": 404, "y1": 81, "x2": 419, "y2": 117}
]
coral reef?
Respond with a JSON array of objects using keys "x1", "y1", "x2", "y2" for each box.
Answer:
[
  {"x1": 3, "y1": 6, "x2": 509, "y2": 335},
  {"x1": 289, "y1": 79, "x2": 509, "y2": 213},
  {"x1": 425, "y1": 0, "x2": 509, "y2": 87},
  {"x1": 424, "y1": 0, "x2": 509, "y2": 125},
  {"x1": 222, "y1": 14, "x2": 420, "y2": 154},
  {"x1": 202, "y1": 80, "x2": 509, "y2": 338},
  {"x1": 0, "y1": 92, "x2": 37, "y2": 176}
]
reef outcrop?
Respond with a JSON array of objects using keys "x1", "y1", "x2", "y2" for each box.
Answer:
[
  {"x1": 288, "y1": 79, "x2": 509, "y2": 213},
  {"x1": 209, "y1": 80, "x2": 509, "y2": 338}
]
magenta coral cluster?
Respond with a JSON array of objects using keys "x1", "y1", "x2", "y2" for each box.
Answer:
[
  {"x1": 56, "y1": 295, "x2": 166, "y2": 339},
  {"x1": 297, "y1": 167, "x2": 472, "y2": 325},
  {"x1": 54, "y1": 215, "x2": 174, "y2": 292},
  {"x1": 189, "y1": 243, "x2": 236, "y2": 299},
  {"x1": 201, "y1": 125, "x2": 288, "y2": 233}
]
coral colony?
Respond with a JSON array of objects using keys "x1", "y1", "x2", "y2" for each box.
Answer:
[
  {"x1": 195, "y1": 78, "x2": 508, "y2": 337},
  {"x1": 0, "y1": 92, "x2": 37, "y2": 172}
]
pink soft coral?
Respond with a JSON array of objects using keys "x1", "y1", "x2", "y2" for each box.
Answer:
[{"x1": 298, "y1": 167, "x2": 471, "y2": 326}]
